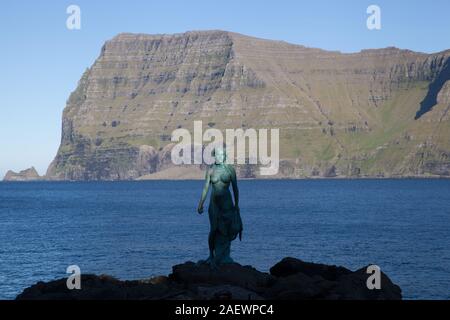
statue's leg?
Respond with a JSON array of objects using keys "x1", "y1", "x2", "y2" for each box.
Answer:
[
  {"x1": 208, "y1": 200, "x2": 217, "y2": 262},
  {"x1": 197, "y1": 231, "x2": 218, "y2": 269},
  {"x1": 208, "y1": 231, "x2": 215, "y2": 261},
  {"x1": 213, "y1": 232, "x2": 234, "y2": 265},
  {"x1": 197, "y1": 230, "x2": 215, "y2": 266}
]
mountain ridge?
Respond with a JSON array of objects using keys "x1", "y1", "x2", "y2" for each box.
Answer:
[
  {"x1": 111, "y1": 30, "x2": 449, "y2": 55},
  {"x1": 44, "y1": 30, "x2": 450, "y2": 180}
]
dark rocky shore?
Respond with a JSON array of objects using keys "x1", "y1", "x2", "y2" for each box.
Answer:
[{"x1": 16, "y1": 257, "x2": 401, "y2": 300}]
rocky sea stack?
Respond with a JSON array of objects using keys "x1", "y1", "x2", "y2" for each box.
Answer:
[
  {"x1": 16, "y1": 257, "x2": 401, "y2": 300},
  {"x1": 3, "y1": 167, "x2": 41, "y2": 182}
]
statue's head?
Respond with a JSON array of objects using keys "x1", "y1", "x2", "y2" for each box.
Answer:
[{"x1": 214, "y1": 147, "x2": 226, "y2": 164}]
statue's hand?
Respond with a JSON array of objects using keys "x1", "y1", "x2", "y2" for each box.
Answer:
[{"x1": 197, "y1": 204, "x2": 204, "y2": 214}]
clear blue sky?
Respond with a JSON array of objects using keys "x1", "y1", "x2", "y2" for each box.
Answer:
[{"x1": 1, "y1": 0, "x2": 449, "y2": 178}]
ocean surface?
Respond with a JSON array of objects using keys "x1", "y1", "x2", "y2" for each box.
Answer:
[{"x1": 0, "y1": 179, "x2": 449, "y2": 300}]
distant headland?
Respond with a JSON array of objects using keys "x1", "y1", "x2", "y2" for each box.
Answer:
[
  {"x1": 5, "y1": 30, "x2": 450, "y2": 181},
  {"x1": 3, "y1": 167, "x2": 42, "y2": 182}
]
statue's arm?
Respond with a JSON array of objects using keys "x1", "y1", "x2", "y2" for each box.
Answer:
[
  {"x1": 229, "y1": 165, "x2": 239, "y2": 210},
  {"x1": 197, "y1": 168, "x2": 211, "y2": 214}
]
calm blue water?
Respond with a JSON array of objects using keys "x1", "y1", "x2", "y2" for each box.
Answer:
[{"x1": 0, "y1": 179, "x2": 449, "y2": 300}]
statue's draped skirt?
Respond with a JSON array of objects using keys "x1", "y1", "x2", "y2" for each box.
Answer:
[{"x1": 208, "y1": 188, "x2": 242, "y2": 264}]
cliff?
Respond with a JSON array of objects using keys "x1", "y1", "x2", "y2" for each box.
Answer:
[
  {"x1": 16, "y1": 257, "x2": 401, "y2": 300},
  {"x1": 3, "y1": 167, "x2": 41, "y2": 181},
  {"x1": 46, "y1": 30, "x2": 450, "y2": 180}
]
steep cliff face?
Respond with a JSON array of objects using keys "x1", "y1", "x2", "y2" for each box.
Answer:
[{"x1": 46, "y1": 30, "x2": 450, "y2": 180}]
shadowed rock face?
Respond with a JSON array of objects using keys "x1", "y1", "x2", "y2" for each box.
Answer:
[
  {"x1": 45, "y1": 30, "x2": 450, "y2": 180},
  {"x1": 16, "y1": 257, "x2": 401, "y2": 300},
  {"x1": 415, "y1": 58, "x2": 450, "y2": 119}
]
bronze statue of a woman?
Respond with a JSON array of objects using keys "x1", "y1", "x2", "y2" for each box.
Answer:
[{"x1": 197, "y1": 147, "x2": 243, "y2": 267}]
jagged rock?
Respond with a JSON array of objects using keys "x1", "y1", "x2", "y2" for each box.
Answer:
[
  {"x1": 16, "y1": 257, "x2": 402, "y2": 300},
  {"x1": 137, "y1": 145, "x2": 158, "y2": 175},
  {"x1": 270, "y1": 257, "x2": 351, "y2": 280},
  {"x1": 3, "y1": 167, "x2": 41, "y2": 181},
  {"x1": 170, "y1": 262, "x2": 275, "y2": 295},
  {"x1": 15, "y1": 275, "x2": 173, "y2": 300},
  {"x1": 196, "y1": 285, "x2": 264, "y2": 300},
  {"x1": 268, "y1": 258, "x2": 401, "y2": 300},
  {"x1": 268, "y1": 273, "x2": 336, "y2": 299},
  {"x1": 322, "y1": 165, "x2": 337, "y2": 178},
  {"x1": 437, "y1": 80, "x2": 450, "y2": 105},
  {"x1": 329, "y1": 266, "x2": 402, "y2": 300}
]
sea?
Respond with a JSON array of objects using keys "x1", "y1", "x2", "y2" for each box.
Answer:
[{"x1": 0, "y1": 179, "x2": 449, "y2": 299}]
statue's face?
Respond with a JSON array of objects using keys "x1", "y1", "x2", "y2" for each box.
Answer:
[{"x1": 215, "y1": 148, "x2": 225, "y2": 164}]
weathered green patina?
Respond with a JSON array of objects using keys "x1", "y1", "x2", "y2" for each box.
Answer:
[{"x1": 197, "y1": 148, "x2": 243, "y2": 267}]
